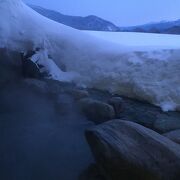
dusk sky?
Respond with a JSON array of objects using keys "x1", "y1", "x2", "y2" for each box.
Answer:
[{"x1": 24, "y1": 0, "x2": 180, "y2": 26}]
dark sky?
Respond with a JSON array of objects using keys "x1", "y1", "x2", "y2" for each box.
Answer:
[{"x1": 24, "y1": 0, "x2": 180, "y2": 26}]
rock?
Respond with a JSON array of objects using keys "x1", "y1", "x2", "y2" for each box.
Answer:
[
  {"x1": 0, "y1": 49, "x2": 22, "y2": 83},
  {"x1": 22, "y1": 78, "x2": 49, "y2": 94},
  {"x1": 21, "y1": 51, "x2": 43, "y2": 79},
  {"x1": 44, "y1": 79, "x2": 77, "y2": 95},
  {"x1": 70, "y1": 89, "x2": 89, "y2": 100},
  {"x1": 108, "y1": 97, "x2": 123, "y2": 118},
  {"x1": 163, "y1": 129, "x2": 180, "y2": 144},
  {"x1": 154, "y1": 114, "x2": 180, "y2": 133},
  {"x1": 81, "y1": 91, "x2": 180, "y2": 131},
  {"x1": 22, "y1": 58, "x2": 41, "y2": 78},
  {"x1": 119, "y1": 97, "x2": 158, "y2": 129},
  {"x1": 79, "y1": 98, "x2": 115, "y2": 123},
  {"x1": 86, "y1": 120, "x2": 180, "y2": 180}
]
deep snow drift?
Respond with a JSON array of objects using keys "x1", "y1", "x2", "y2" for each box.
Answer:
[{"x1": 0, "y1": 0, "x2": 180, "y2": 111}]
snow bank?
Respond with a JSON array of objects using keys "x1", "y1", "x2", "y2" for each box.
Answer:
[{"x1": 0, "y1": 0, "x2": 180, "y2": 111}]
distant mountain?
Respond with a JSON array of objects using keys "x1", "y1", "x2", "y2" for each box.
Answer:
[
  {"x1": 163, "y1": 26, "x2": 180, "y2": 34},
  {"x1": 120, "y1": 20, "x2": 180, "y2": 34},
  {"x1": 30, "y1": 4, "x2": 180, "y2": 35},
  {"x1": 30, "y1": 5, "x2": 120, "y2": 32}
]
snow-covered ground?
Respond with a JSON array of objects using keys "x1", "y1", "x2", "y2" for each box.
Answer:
[
  {"x1": 85, "y1": 31, "x2": 180, "y2": 49},
  {"x1": 0, "y1": 0, "x2": 180, "y2": 111}
]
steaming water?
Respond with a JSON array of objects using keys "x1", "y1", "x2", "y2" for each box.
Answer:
[{"x1": 0, "y1": 79, "x2": 94, "y2": 180}]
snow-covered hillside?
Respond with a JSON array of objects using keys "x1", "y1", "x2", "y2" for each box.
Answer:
[{"x1": 0, "y1": 0, "x2": 180, "y2": 112}]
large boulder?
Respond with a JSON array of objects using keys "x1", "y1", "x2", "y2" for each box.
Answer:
[
  {"x1": 163, "y1": 129, "x2": 180, "y2": 144},
  {"x1": 79, "y1": 98, "x2": 115, "y2": 123},
  {"x1": 86, "y1": 120, "x2": 180, "y2": 180}
]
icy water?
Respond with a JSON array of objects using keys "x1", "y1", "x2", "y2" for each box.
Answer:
[{"x1": 0, "y1": 81, "x2": 94, "y2": 180}]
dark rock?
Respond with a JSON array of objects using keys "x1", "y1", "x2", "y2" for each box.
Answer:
[
  {"x1": 44, "y1": 79, "x2": 76, "y2": 95},
  {"x1": 119, "y1": 97, "x2": 158, "y2": 129},
  {"x1": 163, "y1": 129, "x2": 180, "y2": 144},
  {"x1": 79, "y1": 98, "x2": 115, "y2": 124},
  {"x1": 86, "y1": 120, "x2": 180, "y2": 180},
  {"x1": 108, "y1": 97, "x2": 123, "y2": 118},
  {"x1": 21, "y1": 50, "x2": 51, "y2": 79},
  {"x1": 21, "y1": 58, "x2": 41, "y2": 78},
  {"x1": 69, "y1": 89, "x2": 89, "y2": 100},
  {"x1": 0, "y1": 49, "x2": 22, "y2": 84},
  {"x1": 87, "y1": 92, "x2": 180, "y2": 132},
  {"x1": 88, "y1": 88, "x2": 111, "y2": 102},
  {"x1": 22, "y1": 78, "x2": 49, "y2": 94},
  {"x1": 23, "y1": 50, "x2": 36, "y2": 59},
  {"x1": 153, "y1": 114, "x2": 180, "y2": 133},
  {"x1": 106, "y1": 96, "x2": 180, "y2": 131}
]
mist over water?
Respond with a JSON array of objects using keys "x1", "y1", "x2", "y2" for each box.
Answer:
[{"x1": 0, "y1": 51, "x2": 94, "y2": 180}]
